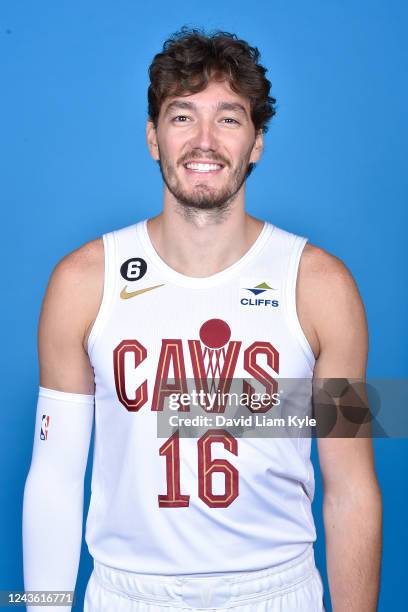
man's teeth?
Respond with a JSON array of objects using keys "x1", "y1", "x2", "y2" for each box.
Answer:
[{"x1": 185, "y1": 162, "x2": 222, "y2": 172}]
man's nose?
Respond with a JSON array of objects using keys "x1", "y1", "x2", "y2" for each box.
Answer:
[{"x1": 190, "y1": 120, "x2": 219, "y2": 151}]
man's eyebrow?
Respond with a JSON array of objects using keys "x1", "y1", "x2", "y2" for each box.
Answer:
[
  {"x1": 163, "y1": 100, "x2": 249, "y2": 117},
  {"x1": 216, "y1": 102, "x2": 248, "y2": 117},
  {"x1": 164, "y1": 100, "x2": 196, "y2": 115}
]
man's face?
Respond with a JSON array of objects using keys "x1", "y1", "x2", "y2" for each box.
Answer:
[{"x1": 147, "y1": 79, "x2": 263, "y2": 211}]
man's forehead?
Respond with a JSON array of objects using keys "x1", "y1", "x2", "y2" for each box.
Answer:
[
  {"x1": 164, "y1": 99, "x2": 249, "y2": 116},
  {"x1": 162, "y1": 82, "x2": 251, "y2": 115}
]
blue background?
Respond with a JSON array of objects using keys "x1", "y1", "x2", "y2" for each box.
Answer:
[{"x1": 1, "y1": 1, "x2": 407, "y2": 609}]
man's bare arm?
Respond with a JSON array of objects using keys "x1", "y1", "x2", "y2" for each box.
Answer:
[
  {"x1": 298, "y1": 245, "x2": 382, "y2": 612},
  {"x1": 38, "y1": 238, "x2": 103, "y2": 392}
]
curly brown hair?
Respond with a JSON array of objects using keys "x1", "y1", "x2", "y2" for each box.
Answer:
[{"x1": 148, "y1": 27, "x2": 277, "y2": 133}]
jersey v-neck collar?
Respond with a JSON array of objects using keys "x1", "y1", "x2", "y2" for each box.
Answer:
[{"x1": 136, "y1": 219, "x2": 274, "y2": 288}]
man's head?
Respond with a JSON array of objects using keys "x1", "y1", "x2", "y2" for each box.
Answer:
[{"x1": 146, "y1": 28, "x2": 277, "y2": 214}]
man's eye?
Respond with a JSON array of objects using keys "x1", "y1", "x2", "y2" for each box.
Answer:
[
  {"x1": 173, "y1": 115, "x2": 190, "y2": 122},
  {"x1": 223, "y1": 118, "x2": 239, "y2": 125}
]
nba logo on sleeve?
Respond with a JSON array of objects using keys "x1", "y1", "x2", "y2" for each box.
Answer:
[{"x1": 40, "y1": 415, "x2": 50, "y2": 440}]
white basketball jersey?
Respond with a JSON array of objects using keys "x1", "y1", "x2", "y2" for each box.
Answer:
[{"x1": 85, "y1": 219, "x2": 317, "y2": 575}]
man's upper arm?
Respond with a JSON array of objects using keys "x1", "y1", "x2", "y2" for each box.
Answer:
[
  {"x1": 298, "y1": 245, "x2": 377, "y2": 494},
  {"x1": 38, "y1": 238, "x2": 104, "y2": 394}
]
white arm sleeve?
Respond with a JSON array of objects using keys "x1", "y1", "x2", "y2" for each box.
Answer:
[{"x1": 22, "y1": 386, "x2": 94, "y2": 611}]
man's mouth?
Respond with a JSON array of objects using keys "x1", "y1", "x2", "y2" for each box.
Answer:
[{"x1": 183, "y1": 161, "x2": 224, "y2": 173}]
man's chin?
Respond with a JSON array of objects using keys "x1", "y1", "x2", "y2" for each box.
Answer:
[
  {"x1": 174, "y1": 190, "x2": 235, "y2": 211},
  {"x1": 178, "y1": 199, "x2": 228, "y2": 211}
]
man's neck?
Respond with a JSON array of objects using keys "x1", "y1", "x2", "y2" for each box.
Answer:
[{"x1": 146, "y1": 207, "x2": 264, "y2": 278}]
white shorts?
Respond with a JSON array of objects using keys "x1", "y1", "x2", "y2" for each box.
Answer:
[{"x1": 84, "y1": 545, "x2": 325, "y2": 611}]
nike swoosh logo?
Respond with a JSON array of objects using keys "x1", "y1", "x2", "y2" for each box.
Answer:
[{"x1": 120, "y1": 283, "x2": 165, "y2": 300}]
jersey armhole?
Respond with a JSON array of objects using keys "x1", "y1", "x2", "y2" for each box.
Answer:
[
  {"x1": 283, "y1": 236, "x2": 316, "y2": 372},
  {"x1": 86, "y1": 231, "x2": 116, "y2": 361}
]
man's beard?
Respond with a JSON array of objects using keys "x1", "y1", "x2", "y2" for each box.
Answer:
[{"x1": 157, "y1": 148, "x2": 254, "y2": 212}]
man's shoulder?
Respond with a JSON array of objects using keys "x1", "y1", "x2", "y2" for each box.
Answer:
[
  {"x1": 300, "y1": 242, "x2": 359, "y2": 295},
  {"x1": 42, "y1": 237, "x2": 104, "y2": 342},
  {"x1": 51, "y1": 237, "x2": 104, "y2": 286},
  {"x1": 297, "y1": 242, "x2": 366, "y2": 357}
]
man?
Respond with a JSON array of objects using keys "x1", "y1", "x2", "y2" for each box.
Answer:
[{"x1": 23, "y1": 28, "x2": 382, "y2": 611}]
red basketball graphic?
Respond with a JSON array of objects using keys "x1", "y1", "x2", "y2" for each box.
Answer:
[{"x1": 199, "y1": 319, "x2": 231, "y2": 349}]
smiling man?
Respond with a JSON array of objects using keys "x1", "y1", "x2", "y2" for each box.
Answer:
[
  {"x1": 22, "y1": 28, "x2": 382, "y2": 612},
  {"x1": 152, "y1": 89, "x2": 260, "y2": 212}
]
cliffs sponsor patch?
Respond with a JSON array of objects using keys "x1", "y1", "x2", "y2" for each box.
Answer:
[{"x1": 239, "y1": 279, "x2": 279, "y2": 308}]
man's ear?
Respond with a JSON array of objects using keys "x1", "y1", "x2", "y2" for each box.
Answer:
[
  {"x1": 146, "y1": 119, "x2": 160, "y2": 161},
  {"x1": 249, "y1": 130, "x2": 264, "y2": 164}
]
